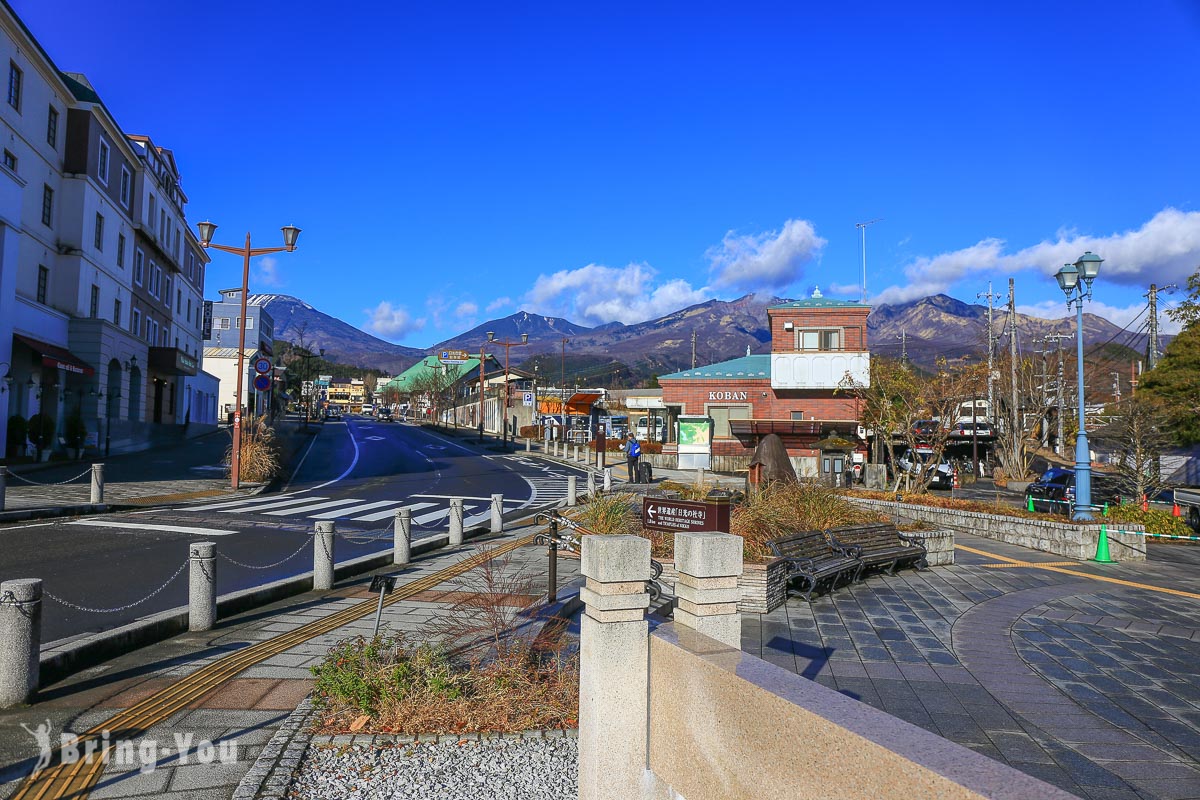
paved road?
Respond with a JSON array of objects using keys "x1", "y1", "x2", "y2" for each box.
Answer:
[{"x1": 0, "y1": 417, "x2": 586, "y2": 643}]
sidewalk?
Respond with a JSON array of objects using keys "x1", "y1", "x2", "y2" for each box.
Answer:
[
  {"x1": 0, "y1": 523, "x2": 581, "y2": 799},
  {"x1": 0, "y1": 422, "x2": 314, "y2": 521}
]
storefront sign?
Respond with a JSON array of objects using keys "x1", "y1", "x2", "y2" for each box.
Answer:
[
  {"x1": 641, "y1": 496, "x2": 730, "y2": 534},
  {"x1": 202, "y1": 300, "x2": 213, "y2": 339},
  {"x1": 707, "y1": 391, "x2": 749, "y2": 401}
]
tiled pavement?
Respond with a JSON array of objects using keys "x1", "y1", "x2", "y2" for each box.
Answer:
[
  {"x1": 744, "y1": 533, "x2": 1200, "y2": 800},
  {"x1": 0, "y1": 531, "x2": 580, "y2": 799}
]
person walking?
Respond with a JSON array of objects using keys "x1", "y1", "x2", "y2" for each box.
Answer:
[{"x1": 626, "y1": 432, "x2": 642, "y2": 483}]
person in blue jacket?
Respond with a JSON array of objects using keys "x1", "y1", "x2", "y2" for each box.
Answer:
[{"x1": 626, "y1": 432, "x2": 642, "y2": 483}]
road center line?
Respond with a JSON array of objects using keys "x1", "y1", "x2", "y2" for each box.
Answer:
[{"x1": 66, "y1": 520, "x2": 237, "y2": 536}]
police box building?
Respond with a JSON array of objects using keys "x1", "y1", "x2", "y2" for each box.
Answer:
[{"x1": 657, "y1": 289, "x2": 871, "y2": 481}]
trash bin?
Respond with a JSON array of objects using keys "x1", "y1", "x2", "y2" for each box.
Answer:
[{"x1": 639, "y1": 462, "x2": 653, "y2": 484}]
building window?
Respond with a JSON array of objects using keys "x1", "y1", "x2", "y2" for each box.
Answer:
[
  {"x1": 216, "y1": 317, "x2": 231, "y2": 330},
  {"x1": 97, "y1": 140, "x2": 110, "y2": 185},
  {"x1": 114, "y1": 297, "x2": 122, "y2": 326},
  {"x1": 41, "y1": 185, "x2": 52, "y2": 226},
  {"x1": 94, "y1": 213, "x2": 104, "y2": 250},
  {"x1": 131, "y1": 307, "x2": 141, "y2": 336},
  {"x1": 186, "y1": 297, "x2": 191, "y2": 322},
  {"x1": 46, "y1": 106, "x2": 58, "y2": 147},
  {"x1": 90, "y1": 284, "x2": 100, "y2": 318},
  {"x1": 2, "y1": 149, "x2": 14, "y2": 171},
  {"x1": 119, "y1": 166, "x2": 131, "y2": 207},
  {"x1": 797, "y1": 329, "x2": 842, "y2": 351},
  {"x1": 133, "y1": 248, "x2": 144, "y2": 285},
  {"x1": 149, "y1": 319, "x2": 158, "y2": 345},
  {"x1": 159, "y1": 209, "x2": 166, "y2": 242},
  {"x1": 150, "y1": 264, "x2": 161, "y2": 299},
  {"x1": 164, "y1": 274, "x2": 171, "y2": 305},
  {"x1": 117, "y1": 233, "x2": 126, "y2": 267},
  {"x1": 707, "y1": 405, "x2": 751, "y2": 439},
  {"x1": 36, "y1": 265, "x2": 48, "y2": 304},
  {"x1": 173, "y1": 227, "x2": 180, "y2": 260},
  {"x1": 7, "y1": 61, "x2": 21, "y2": 111},
  {"x1": 148, "y1": 194, "x2": 155, "y2": 227},
  {"x1": 176, "y1": 288, "x2": 182, "y2": 314}
]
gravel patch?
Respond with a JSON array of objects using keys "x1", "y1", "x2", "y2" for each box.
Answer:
[{"x1": 291, "y1": 738, "x2": 578, "y2": 800}]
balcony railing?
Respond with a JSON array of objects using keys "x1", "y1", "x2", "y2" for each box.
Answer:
[{"x1": 771, "y1": 350, "x2": 869, "y2": 390}]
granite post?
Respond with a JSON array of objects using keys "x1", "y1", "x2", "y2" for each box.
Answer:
[
  {"x1": 578, "y1": 535, "x2": 651, "y2": 800},
  {"x1": 449, "y1": 498, "x2": 464, "y2": 546},
  {"x1": 490, "y1": 493, "x2": 504, "y2": 533},
  {"x1": 188, "y1": 541, "x2": 216, "y2": 631},
  {"x1": 567, "y1": 475, "x2": 577, "y2": 507},
  {"x1": 394, "y1": 508, "x2": 411, "y2": 566},
  {"x1": 604, "y1": 467, "x2": 612, "y2": 492},
  {"x1": 314, "y1": 521, "x2": 335, "y2": 590},
  {"x1": 0, "y1": 579, "x2": 41, "y2": 707},
  {"x1": 90, "y1": 463, "x2": 104, "y2": 504},
  {"x1": 673, "y1": 531, "x2": 743, "y2": 648}
]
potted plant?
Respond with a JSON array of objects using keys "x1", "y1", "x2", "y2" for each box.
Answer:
[
  {"x1": 64, "y1": 413, "x2": 88, "y2": 460},
  {"x1": 6, "y1": 415, "x2": 27, "y2": 458},
  {"x1": 26, "y1": 413, "x2": 55, "y2": 462}
]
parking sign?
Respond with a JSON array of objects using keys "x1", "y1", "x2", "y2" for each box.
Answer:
[{"x1": 522, "y1": 392, "x2": 534, "y2": 406}]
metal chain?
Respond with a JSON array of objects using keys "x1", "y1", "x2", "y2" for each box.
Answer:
[
  {"x1": 217, "y1": 539, "x2": 311, "y2": 570},
  {"x1": 42, "y1": 560, "x2": 188, "y2": 614},
  {"x1": 6, "y1": 466, "x2": 94, "y2": 486}
]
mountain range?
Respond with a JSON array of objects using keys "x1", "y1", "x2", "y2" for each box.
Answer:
[{"x1": 248, "y1": 292, "x2": 1161, "y2": 384}]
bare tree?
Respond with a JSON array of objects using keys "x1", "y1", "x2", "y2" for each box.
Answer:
[{"x1": 1093, "y1": 393, "x2": 1173, "y2": 502}]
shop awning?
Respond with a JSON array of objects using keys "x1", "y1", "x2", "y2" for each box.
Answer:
[
  {"x1": 728, "y1": 419, "x2": 861, "y2": 447},
  {"x1": 565, "y1": 392, "x2": 602, "y2": 415},
  {"x1": 13, "y1": 334, "x2": 94, "y2": 376},
  {"x1": 149, "y1": 346, "x2": 199, "y2": 376}
]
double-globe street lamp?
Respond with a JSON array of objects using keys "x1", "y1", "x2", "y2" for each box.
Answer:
[
  {"x1": 1054, "y1": 251, "x2": 1103, "y2": 521},
  {"x1": 197, "y1": 222, "x2": 301, "y2": 490},
  {"x1": 486, "y1": 331, "x2": 528, "y2": 450}
]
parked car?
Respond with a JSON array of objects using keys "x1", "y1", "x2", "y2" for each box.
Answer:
[
  {"x1": 377, "y1": 407, "x2": 394, "y2": 422},
  {"x1": 1024, "y1": 469, "x2": 1124, "y2": 515},
  {"x1": 895, "y1": 448, "x2": 954, "y2": 489},
  {"x1": 950, "y1": 421, "x2": 993, "y2": 438}
]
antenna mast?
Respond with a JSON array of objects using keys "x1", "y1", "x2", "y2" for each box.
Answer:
[{"x1": 855, "y1": 218, "x2": 882, "y2": 303}]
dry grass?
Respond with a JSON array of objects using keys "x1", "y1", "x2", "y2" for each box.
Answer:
[
  {"x1": 733, "y1": 481, "x2": 882, "y2": 561},
  {"x1": 224, "y1": 415, "x2": 280, "y2": 483}
]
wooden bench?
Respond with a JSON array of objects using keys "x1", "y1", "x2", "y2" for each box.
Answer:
[
  {"x1": 826, "y1": 522, "x2": 927, "y2": 575},
  {"x1": 766, "y1": 530, "x2": 863, "y2": 602}
]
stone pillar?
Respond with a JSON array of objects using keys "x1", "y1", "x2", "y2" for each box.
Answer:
[
  {"x1": 525, "y1": 437, "x2": 531, "y2": 452},
  {"x1": 0, "y1": 466, "x2": 6, "y2": 511},
  {"x1": 314, "y1": 521, "x2": 335, "y2": 590},
  {"x1": 0, "y1": 578, "x2": 41, "y2": 707},
  {"x1": 603, "y1": 467, "x2": 612, "y2": 493},
  {"x1": 449, "y1": 498, "x2": 464, "y2": 546},
  {"x1": 572, "y1": 444, "x2": 579, "y2": 462},
  {"x1": 587, "y1": 470, "x2": 596, "y2": 497},
  {"x1": 567, "y1": 475, "x2": 577, "y2": 507},
  {"x1": 490, "y1": 493, "x2": 504, "y2": 533},
  {"x1": 673, "y1": 532, "x2": 743, "y2": 648},
  {"x1": 90, "y1": 463, "x2": 104, "y2": 504},
  {"x1": 394, "y1": 508, "x2": 411, "y2": 566},
  {"x1": 578, "y1": 535, "x2": 651, "y2": 800},
  {"x1": 189, "y1": 541, "x2": 216, "y2": 631}
]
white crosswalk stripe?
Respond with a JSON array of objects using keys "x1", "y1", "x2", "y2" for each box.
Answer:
[
  {"x1": 182, "y1": 492, "x2": 305, "y2": 512},
  {"x1": 67, "y1": 520, "x2": 238, "y2": 536},
  {"x1": 352, "y1": 502, "x2": 436, "y2": 523},
  {"x1": 218, "y1": 496, "x2": 331, "y2": 513},
  {"x1": 262, "y1": 498, "x2": 367, "y2": 516},
  {"x1": 310, "y1": 500, "x2": 400, "y2": 520}
]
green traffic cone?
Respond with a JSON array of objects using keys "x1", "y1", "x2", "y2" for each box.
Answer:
[
  {"x1": 1103, "y1": 502, "x2": 1109, "y2": 517},
  {"x1": 1094, "y1": 524, "x2": 1113, "y2": 563},
  {"x1": 1026, "y1": 495, "x2": 1035, "y2": 512}
]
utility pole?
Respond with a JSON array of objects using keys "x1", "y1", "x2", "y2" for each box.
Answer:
[
  {"x1": 690, "y1": 330, "x2": 698, "y2": 369},
  {"x1": 855, "y1": 218, "x2": 882, "y2": 303},
  {"x1": 1036, "y1": 336, "x2": 1050, "y2": 449},
  {"x1": 900, "y1": 330, "x2": 907, "y2": 365},
  {"x1": 1007, "y1": 278, "x2": 1019, "y2": 471},
  {"x1": 978, "y1": 282, "x2": 1000, "y2": 421},
  {"x1": 1111, "y1": 372, "x2": 1121, "y2": 404}
]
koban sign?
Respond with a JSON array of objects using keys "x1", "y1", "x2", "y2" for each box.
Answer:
[{"x1": 708, "y1": 391, "x2": 748, "y2": 401}]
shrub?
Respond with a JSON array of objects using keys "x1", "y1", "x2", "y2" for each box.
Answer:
[
  {"x1": 1105, "y1": 505, "x2": 1195, "y2": 543},
  {"x1": 733, "y1": 481, "x2": 881, "y2": 561},
  {"x1": 6, "y1": 415, "x2": 27, "y2": 457},
  {"x1": 224, "y1": 415, "x2": 280, "y2": 482},
  {"x1": 26, "y1": 413, "x2": 55, "y2": 457},
  {"x1": 64, "y1": 413, "x2": 88, "y2": 452}
]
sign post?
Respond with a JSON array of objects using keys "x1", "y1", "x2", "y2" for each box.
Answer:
[
  {"x1": 439, "y1": 349, "x2": 469, "y2": 365},
  {"x1": 641, "y1": 495, "x2": 731, "y2": 534}
]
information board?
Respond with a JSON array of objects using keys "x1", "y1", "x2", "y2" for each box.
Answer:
[{"x1": 641, "y1": 496, "x2": 731, "y2": 534}]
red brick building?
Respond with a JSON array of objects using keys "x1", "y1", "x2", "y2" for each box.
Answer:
[{"x1": 658, "y1": 291, "x2": 871, "y2": 477}]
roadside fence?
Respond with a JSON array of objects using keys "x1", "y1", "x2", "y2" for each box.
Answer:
[{"x1": 0, "y1": 463, "x2": 105, "y2": 510}]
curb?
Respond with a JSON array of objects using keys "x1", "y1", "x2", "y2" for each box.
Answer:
[{"x1": 0, "y1": 503, "x2": 107, "y2": 523}]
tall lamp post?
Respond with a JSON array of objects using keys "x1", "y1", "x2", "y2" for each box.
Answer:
[
  {"x1": 197, "y1": 222, "x2": 301, "y2": 489},
  {"x1": 487, "y1": 331, "x2": 528, "y2": 450},
  {"x1": 1054, "y1": 251, "x2": 1103, "y2": 521}
]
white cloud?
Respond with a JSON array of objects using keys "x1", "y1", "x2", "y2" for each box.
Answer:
[
  {"x1": 456, "y1": 302, "x2": 478, "y2": 317},
  {"x1": 706, "y1": 218, "x2": 826, "y2": 294},
  {"x1": 1019, "y1": 299, "x2": 1184, "y2": 336},
  {"x1": 486, "y1": 297, "x2": 512, "y2": 313},
  {"x1": 525, "y1": 262, "x2": 709, "y2": 326},
  {"x1": 872, "y1": 208, "x2": 1200, "y2": 304},
  {"x1": 252, "y1": 256, "x2": 283, "y2": 288},
  {"x1": 363, "y1": 301, "x2": 425, "y2": 339}
]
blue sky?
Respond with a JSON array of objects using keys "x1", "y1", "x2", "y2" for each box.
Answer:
[{"x1": 15, "y1": 0, "x2": 1200, "y2": 345}]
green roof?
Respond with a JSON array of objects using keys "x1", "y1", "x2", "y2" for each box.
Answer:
[
  {"x1": 384, "y1": 355, "x2": 499, "y2": 389},
  {"x1": 659, "y1": 355, "x2": 771, "y2": 381},
  {"x1": 768, "y1": 297, "x2": 871, "y2": 310}
]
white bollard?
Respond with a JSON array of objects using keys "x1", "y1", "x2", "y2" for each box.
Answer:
[
  {"x1": 567, "y1": 475, "x2": 578, "y2": 507},
  {"x1": 449, "y1": 498, "x2": 464, "y2": 546},
  {"x1": 587, "y1": 470, "x2": 597, "y2": 497},
  {"x1": 525, "y1": 437, "x2": 531, "y2": 453},
  {"x1": 90, "y1": 463, "x2": 104, "y2": 504},
  {"x1": 0, "y1": 578, "x2": 41, "y2": 708},
  {"x1": 189, "y1": 541, "x2": 216, "y2": 631},
  {"x1": 314, "y1": 521, "x2": 335, "y2": 590},
  {"x1": 490, "y1": 493, "x2": 504, "y2": 533},
  {"x1": 604, "y1": 467, "x2": 612, "y2": 493},
  {"x1": 578, "y1": 535, "x2": 650, "y2": 800},
  {"x1": 573, "y1": 444, "x2": 579, "y2": 462},
  {"x1": 394, "y1": 508, "x2": 411, "y2": 566}
]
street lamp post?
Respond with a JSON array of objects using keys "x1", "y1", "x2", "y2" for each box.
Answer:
[
  {"x1": 1054, "y1": 251, "x2": 1103, "y2": 521},
  {"x1": 487, "y1": 331, "x2": 528, "y2": 450},
  {"x1": 197, "y1": 222, "x2": 301, "y2": 490}
]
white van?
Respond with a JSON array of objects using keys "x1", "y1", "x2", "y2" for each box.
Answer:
[{"x1": 635, "y1": 417, "x2": 666, "y2": 441}]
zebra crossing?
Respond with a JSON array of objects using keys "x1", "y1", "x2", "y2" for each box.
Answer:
[{"x1": 178, "y1": 492, "x2": 496, "y2": 527}]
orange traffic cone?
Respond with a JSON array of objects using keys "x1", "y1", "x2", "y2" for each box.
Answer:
[
  {"x1": 1141, "y1": 494, "x2": 1149, "y2": 512},
  {"x1": 1173, "y1": 502, "x2": 1182, "y2": 517},
  {"x1": 953, "y1": 469, "x2": 960, "y2": 490}
]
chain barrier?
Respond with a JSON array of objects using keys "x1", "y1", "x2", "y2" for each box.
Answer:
[
  {"x1": 6, "y1": 466, "x2": 94, "y2": 486},
  {"x1": 42, "y1": 559, "x2": 188, "y2": 614},
  {"x1": 217, "y1": 538, "x2": 312, "y2": 570}
]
